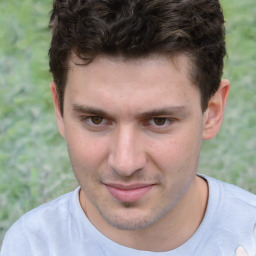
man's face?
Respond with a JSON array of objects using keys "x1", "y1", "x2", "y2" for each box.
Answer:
[{"x1": 55, "y1": 54, "x2": 207, "y2": 230}]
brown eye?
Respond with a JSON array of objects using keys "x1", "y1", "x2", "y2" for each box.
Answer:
[
  {"x1": 90, "y1": 116, "x2": 103, "y2": 125},
  {"x1": 153, "y1": 118, "x2": 167, "y2": 126}
]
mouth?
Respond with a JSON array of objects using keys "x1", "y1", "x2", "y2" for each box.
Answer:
[{"x1": 104, "y1": 183, "x2": 155, "y2": 203}]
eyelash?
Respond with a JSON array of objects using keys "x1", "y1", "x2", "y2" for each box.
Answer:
[
  {"x1": 79, "y1": 116, "x2": 109, "y2": 126},
  {"x1": 79, "y1": 116, "x2": 176, "y2": 130},
  {"x1": 88, "y1": 116, "x2": 105, "y2": 125},
  {"x1": 149, "y1": 117, "x2": 171, "y2": 126}
]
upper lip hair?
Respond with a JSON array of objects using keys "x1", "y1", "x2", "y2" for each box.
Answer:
[{"x1": 105, "y1": 183, "x2": 154, "y2": 190}]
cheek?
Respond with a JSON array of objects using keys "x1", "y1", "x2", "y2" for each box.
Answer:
[
  {"x1": 150, "y1": 133, "x2": 202, "y2": 196},
  {"x1": 64, "y1": 129, "x2": 108, "y2": 176},
  {"x1": 149, "y1": 131, "x2": 202, "y2": 171}
]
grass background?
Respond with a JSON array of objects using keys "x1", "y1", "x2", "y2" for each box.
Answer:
[{"x1": 0, "y1": 0, "x2": 255, "y2": 245}]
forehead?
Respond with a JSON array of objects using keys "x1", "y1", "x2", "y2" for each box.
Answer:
[{"x1": 64, "y1": 53, "x2": 201, "y2": 115}]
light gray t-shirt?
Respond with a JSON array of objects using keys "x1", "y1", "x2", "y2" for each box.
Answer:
[{"x1": 1, "y1": 176, "x2": 256, "y2": 256}]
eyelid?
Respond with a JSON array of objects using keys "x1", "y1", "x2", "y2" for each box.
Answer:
[
  {"x1": 144, "y1": 117, "x2": 177, "y2": 127},
  {"x1": 82, "y1": 115, "x2": 106, "y2": 122},
  {"x1": 79, "y1": 115, "x2": 114, "y2": 130},
  {"x1": 150, "y1": 117, "x2": 166, "y2": 126},
  {"x1": 89, "y1": 116, "x2": 104, "y2": 125}
]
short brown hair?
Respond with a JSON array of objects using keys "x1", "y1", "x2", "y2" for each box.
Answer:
[{"x1": 49, "y1": 0, "x2": 226, "y2": 114}]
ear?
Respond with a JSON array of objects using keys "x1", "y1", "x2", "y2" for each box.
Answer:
[
  {"x1": 203, "y1": 79, "x2": 230, "y2": 140},
  {"x1": 50, "y1": 82, "x2": 65, "y2": 139}
]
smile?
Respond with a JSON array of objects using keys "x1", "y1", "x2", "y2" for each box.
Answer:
[{"x1": 104, "y1": 183, "x2": 154, "y2": 203}]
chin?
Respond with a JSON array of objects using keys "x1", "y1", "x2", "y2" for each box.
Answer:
[{"x1": 98, "y1": 205, "x2": 171, "y2": 231}]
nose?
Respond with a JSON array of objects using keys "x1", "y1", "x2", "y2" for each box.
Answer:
[{"x1": 107, "y1": 125, "x2": 147, "y2": 177}]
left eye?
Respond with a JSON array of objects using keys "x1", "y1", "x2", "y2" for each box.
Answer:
[
  {"x1": 89, "y1": 116, "x2": 104, "y2": 125},
  {"x1": 151, "y1": 118, "x2": 168, "y2": 126}
]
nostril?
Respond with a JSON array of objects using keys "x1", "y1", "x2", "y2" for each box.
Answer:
[{"x1": 108, "y1": 152, "x2": 147, "y2": 177}]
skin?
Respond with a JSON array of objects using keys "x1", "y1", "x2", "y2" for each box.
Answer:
[{"x1": 51, "y1": 53, "x2": 230, "y2": 251}]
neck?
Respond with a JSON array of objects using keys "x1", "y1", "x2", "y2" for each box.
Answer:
[{"x1": 80, "y1": 175, "x2": 208, "y2": 252}]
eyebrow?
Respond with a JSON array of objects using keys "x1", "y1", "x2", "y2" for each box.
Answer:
[
  {"x1": 72, "y1": 104, "x2": 190, "y2": 119},
  {"x1": 137, "y1": 106, "x2": 190, "y2": 119},
  {"x1": 72, "y1": 104, "x2": 109, "y2": 117}
]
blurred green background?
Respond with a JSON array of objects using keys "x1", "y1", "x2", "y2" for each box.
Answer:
[{"x1": 0, "y1": 0, "x2": 255, "y2": 245}]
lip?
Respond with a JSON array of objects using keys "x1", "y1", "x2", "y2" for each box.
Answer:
[{"x1": 105, "y1": 183, "x2": 154, "y2": 202}]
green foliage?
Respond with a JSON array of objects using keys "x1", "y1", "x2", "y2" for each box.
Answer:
[
  {"x1": 0, "y1": 0, "x2": 77, "y2": 244},
  {"x1": 0, "y1": 0, "x2": 255, "y2": 245},
  {"x1": 199, "y1": 0, "x2": 256, "y2": 191}
]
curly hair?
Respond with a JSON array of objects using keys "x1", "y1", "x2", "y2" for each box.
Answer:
[{"x1": 49, "y1": 0, "x2": 226, "y2": 114}]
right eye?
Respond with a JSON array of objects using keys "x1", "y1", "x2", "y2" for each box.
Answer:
[{"x1": 79, "y1": 115, "x2": 113, "y2": 132}]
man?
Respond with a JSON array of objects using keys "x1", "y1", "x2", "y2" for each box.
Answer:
[{"x1": 1, "y1": 0, "x2": 256, "y2": 255}]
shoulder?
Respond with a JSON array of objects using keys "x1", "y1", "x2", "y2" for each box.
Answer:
[
  {"x1": 209, "y1": 176, "x2": 256, "y2": 209},
  {"x1": 1, "y1": 189, "x2": 78, "y2": 255},
  {"x1": 217, "y1": 178, "x2": 256, "y2": 230},
  {"x1": 206, "y1": 175, "x2": 256, "y2": 220},
  {"x1": 204, "y1": 176, "x2": 256, "y2": 255},
  {"x1": 19, "y1": 189, "x2": 75, "y2": 228}
]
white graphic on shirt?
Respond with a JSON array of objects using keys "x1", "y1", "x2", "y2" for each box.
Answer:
[{"x1": 235, "y1": 225, "x2": 256, "y2": 256}]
